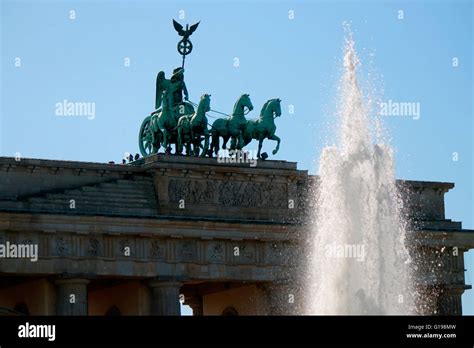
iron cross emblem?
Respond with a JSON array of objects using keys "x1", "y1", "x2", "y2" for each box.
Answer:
[{"x1": 173, "y1": 19, "x2": 200, "y2": 67}]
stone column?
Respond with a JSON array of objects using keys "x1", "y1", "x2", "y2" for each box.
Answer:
[
  {"x1": 55, "y1": 279, "x2": 90, "y2": 315},
  {"x1": 261, "y1": 282, "x2": 297, "y2": 315},
  {"x1": 438, "y1": 285, "x2": 465, "y2": 315},
  {"x1": 185, "y1": 295, "x2": 203, "y2": 316},
  {"x1": 148, "y1": 280, "x2": 182, "y2": 316}
]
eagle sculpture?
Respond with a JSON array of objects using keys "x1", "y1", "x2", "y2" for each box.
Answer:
[{"x1": 173, "y1": 19, "x2": 200, "y2": 40}]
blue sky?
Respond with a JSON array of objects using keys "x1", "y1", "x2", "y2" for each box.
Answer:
[{"x1": 1, "y1": 0, "x2": 472, "y2": 315}]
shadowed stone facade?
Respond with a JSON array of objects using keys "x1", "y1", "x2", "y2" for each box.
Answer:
[{"x1": 0, "y1": 155, "x2": 473, "y2": 315}]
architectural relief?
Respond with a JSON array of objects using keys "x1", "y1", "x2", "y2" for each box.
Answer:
[
  {"x1": 168, "y1": 178, "x2": 288, "y2": 208},
  {"x1": 149, "y1": 239, "x2": 167, "y2": 260}
]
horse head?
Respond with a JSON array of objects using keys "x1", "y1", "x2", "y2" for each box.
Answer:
[
  {"x1": 274, "y1": 98, "x2": 282, "y2": 117},
  {"x1": 233, "y1": 94, "x2": 253, "y2": 117},
  {"x1": 240, "y1": 94, "x2": 254, "y2": 112},
  {"x1": 261, "y1": 98, "x2": 282, "y2": 120},
  {"x1": 200, "y1": 93, "x2": 211, "y2": 113}
]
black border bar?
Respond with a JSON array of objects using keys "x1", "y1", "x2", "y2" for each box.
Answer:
[{"x1": 0, "y1": 316, "x2": 473, "y2": 346}]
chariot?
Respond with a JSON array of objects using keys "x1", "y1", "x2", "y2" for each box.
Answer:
[
  {"x1": 137, "y1": 19, "x2": 283, "y2": 159},
  {"x1": 138, "y1": 101, "x2": 195, "y2": 156}
]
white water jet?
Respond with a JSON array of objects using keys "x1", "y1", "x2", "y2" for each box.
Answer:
[{"x1": 307, "y1": 27, "x2": 415, "y2": 315}]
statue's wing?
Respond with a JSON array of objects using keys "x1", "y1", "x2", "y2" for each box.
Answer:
[
  {"x1": 173, "y1": 19, "x2": 185, "y2": 36},
  {"x1": 188, "y1": 21, "x2": 200, "y2": 35}
]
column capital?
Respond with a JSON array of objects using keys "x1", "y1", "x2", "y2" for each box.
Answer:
[
  {"x1": 146, "y1": 276, "x2": 186, "y2": 288},
  {"x1": 54, "y1": 272, "x2": 94, "y2": 281},
  {"x1": 55, "y1": 278, "x2": 90, "y2": 286},
  {"x1": 148, "y1": 280, "x2": 183, "y2": 288}
]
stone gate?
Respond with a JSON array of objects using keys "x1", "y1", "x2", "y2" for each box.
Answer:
[{"x1": 0, "y1": 155, "x2": 472, "y2": 315}]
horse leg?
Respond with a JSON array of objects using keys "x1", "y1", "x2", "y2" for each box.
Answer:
[
  {"x1": 154, "y1": 131, "x2": 161, "y2": 153},
  {"x1": 194, "y1": 133, "x2": 201, "y2": 157},
  {"x1": 269, "y1": 134, "x2": 281, "y2": 155},
  {"x1": 156, "y1": 130, "x2": 163, "y2": 153},
  {"x1": 188, "y1": 131, "x2": 194, "y2": 156},
  {"x1": 237, "y1": 131, "x2": 244, "y2": 151},
  {"x1": 230, "y1": 135, "x2": 237, "y2": 151},
  {"x1": 194, "y1": 138, "x2": 201, "y2": 156},
  {"x1": 162, "y1": 129, "x2": 169, "y2": 149},
  {"x1": 177, "y1": 129, "x2": 183, "y2": 154},
  {"x1": 169, "y1": 132, "x2": 178, "y2": 155},
  {"x1": 186, "y1": 140, "x2": 191, "y2": 155},
  {"x1": 222, "y1": 136, "x2": 229, "y2": 150},
  {"x1": 201, "y1": 131, "x2": 210, "y2": 157},
  {"x1": 174, "y1": 140, "x2": 179, "y2": 155},
  {"x1": 257, "y1": 138, "x2": 263, "y2": 159},
  {"x1": 151, "y1": 132, "x2": 158, "y2": 153},
  {"x1": 211, "y1": 133, "x2": 218, "y2": 156}
]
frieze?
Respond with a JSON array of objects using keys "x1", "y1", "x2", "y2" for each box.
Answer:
[
  {"x1": 176, "y1": 240, "x2": 198, "y2": 262},
  {"x1": 87, "y1": 237, "x2": 99, "y2": 257},
  {"x1": 0, "y1": 229, "x2": 292, "y2": 268},
  {"x1": 206, "y1": 242, "x2": 225, "y2": 263},
  {"x1": 168, "y1": 178, "x2": 288, "y2": 208},
  {"x1": 55, "y1": 236, "x2": 69, "y2": 256},
  {"x1": 149, "y1": 239, "x2": 167, "y2": 260}
]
